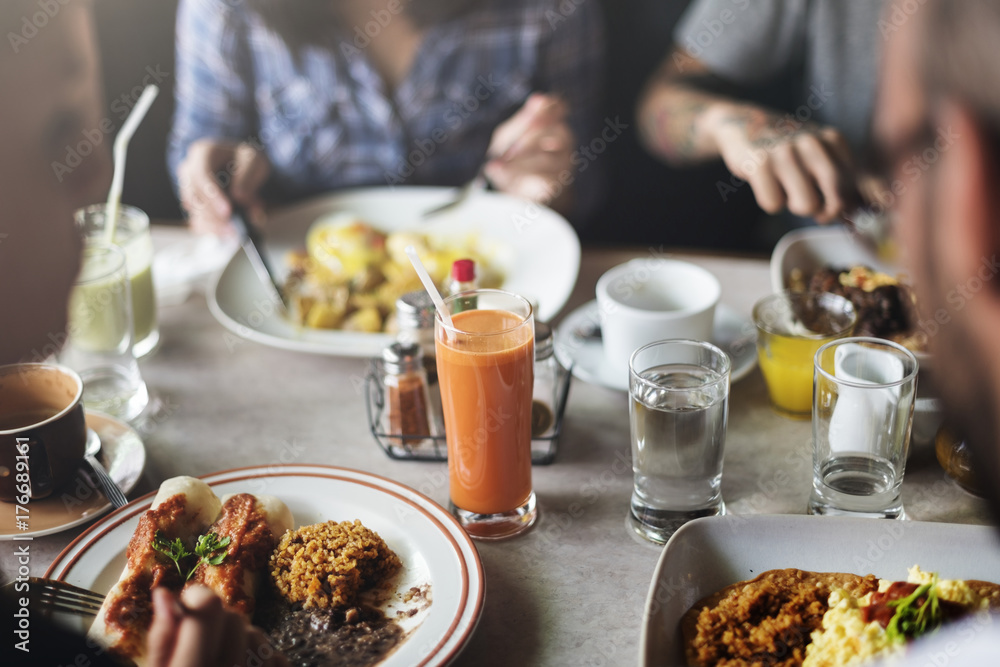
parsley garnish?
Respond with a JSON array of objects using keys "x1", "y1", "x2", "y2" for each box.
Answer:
[
  {"x1": 152, "y1": 530, "x2": 232, "y2": 581},
  {"x1": 885, "y1": 575, "x2": 943, "y2": 642}
]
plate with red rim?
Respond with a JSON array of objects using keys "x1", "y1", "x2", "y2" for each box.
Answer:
[
  {"x1": 46, "y1": 463, "x2": 484, "y2": 667},
  {"x1": 0, "y1": 411, "x2": 145, "y2": 540}
]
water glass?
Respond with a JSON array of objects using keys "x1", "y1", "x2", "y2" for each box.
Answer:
[
  {"x1": 76, "y1": 204, "x2": 159, "y2": 357},
  {"x1": 60, "y1": 243, "x2": 149, "y2": 422},
  {"x1": 753, "y1": 291, "x2": 856, "y2": 418},
  {"x1": 809, "y1": 337, "x2": 918, "y2": 519},
  {"x1": 435, "y1": 289, "x2": 536, "y2": 540},
  {"x1": 628, "y1": 339, "x2": 731, "y2": 544}
]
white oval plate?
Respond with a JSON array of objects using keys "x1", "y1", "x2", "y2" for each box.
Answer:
[
  {"x1": 553, "y1": 301, "x2": 758, "y2": 392},
  {"x1": 209, "y1": 187, "x2": 581, "y2": 357},
  {"x1": 46, "y1": 464, "x2": 484, "y2": 667}
]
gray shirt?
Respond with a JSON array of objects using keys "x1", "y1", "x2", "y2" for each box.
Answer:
[{"x1": 675, "y1": 0, "x2": 887, "y2": 152}]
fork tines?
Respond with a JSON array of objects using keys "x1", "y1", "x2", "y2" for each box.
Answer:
[{"x1": 29, "y1": 577, "x2": 105, "y2": 616}]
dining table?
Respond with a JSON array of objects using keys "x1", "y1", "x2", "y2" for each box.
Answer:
[{"x1": 2, "y1": 225, "x2": 994, "y2": 667}]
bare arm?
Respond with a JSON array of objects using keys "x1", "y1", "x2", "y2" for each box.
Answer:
[
  {"x1": 637, "y1": 50, "x2": 737, "y2": 164},
  {"x1": 637, "y1": 48, "x2": 857, "y2": 222}
]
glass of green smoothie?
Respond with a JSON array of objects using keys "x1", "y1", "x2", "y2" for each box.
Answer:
[
  {"x1": 76, "y1": 204, "x2": 158, "y2": 357},
  {"x1": 60, "y1": 243, "x2": 149, "y2": 422}
]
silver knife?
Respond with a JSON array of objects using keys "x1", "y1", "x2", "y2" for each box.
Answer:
[{"x1": 230, "y1": 204, "x2": 288, "y2": 312}]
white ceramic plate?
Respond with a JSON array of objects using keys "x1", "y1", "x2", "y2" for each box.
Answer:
[
  {"x1": 0, "y1": 411, "x2": 145, "y2": 540},
  {"x1": 209, "y1": 187, "x2": 581, "y2": 357},
  {"x1": 45, "y1": 464, "x2": 483, "y2": 667},
  {"x1": 553, "y1": 301, "x2": 757, "y2": 392},
  {"x1": 640, "y1": 514, "x2": 1000, "y2": 666}
]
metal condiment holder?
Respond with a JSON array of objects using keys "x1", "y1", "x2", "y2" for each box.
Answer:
[{"x1": 364, "y1": 358, "x2": 572, "y2": 465}]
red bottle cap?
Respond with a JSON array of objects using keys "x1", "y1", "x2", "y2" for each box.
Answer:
[{"x1": 451, "y1": 259, "x2": 475, "y2": 282}]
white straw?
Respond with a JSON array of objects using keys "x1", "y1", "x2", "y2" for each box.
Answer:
[
  {"x1": 104, "y1": 85, "x2": 160, "y2": 244},
  {"x1": 404, "y1": 246, "x2": 453, "y2": 330}
]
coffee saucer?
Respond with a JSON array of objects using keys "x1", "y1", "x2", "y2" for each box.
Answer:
[
  {"x1": 0, "y1": 411, "x2": 146, "y2": 539},
  {"x1": 554, "y1": 301, "x2": 758, "y2": 392}
]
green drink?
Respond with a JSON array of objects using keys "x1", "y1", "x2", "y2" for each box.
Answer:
[
  {"x1": 76, "y1": 204, "x2": 159, "y2": 357},
  {"x1": 68, "y1": 246, "x2": 130, "y2": 353}
]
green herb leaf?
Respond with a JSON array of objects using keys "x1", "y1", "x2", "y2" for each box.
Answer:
[
  {"x1": 187, "y1": 532, "x2": 231, "y2": 580},
  {"x1": 885, "y1": 575, "x2": 944, "y2": 643},
  {"x1": 152, "y1": 530, "x2": 193, "y2": 579}
]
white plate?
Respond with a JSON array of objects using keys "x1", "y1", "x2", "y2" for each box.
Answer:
[
  {"x1": 553, "y1": 301, "x2": 757, "y2": 392},
  {"x1": 640, "y1": 514, "x2": 1000, "y2": 667},
  {"x1": 45, "y1": 464, "x2": 484, "y2": 667},
  {"x1": 209, "y1": 187, "x2": 581, "y2": 357},
  {"x1": 0, "y1": 411, "x2": 145, "y2": 540}
]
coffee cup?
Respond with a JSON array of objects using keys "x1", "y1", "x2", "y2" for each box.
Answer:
[
  {"x1": 0, "y1": 363, "x2": 87, "y2": 502},
  {"x1": 596, "y1": 259, "x2": 721, "y2": 377}
]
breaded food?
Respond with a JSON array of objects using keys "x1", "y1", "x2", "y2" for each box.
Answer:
[
  {"x1": 270, "y1": 519, "x2": 401, "y2": 609},
  {"x1": 681, "y1": 569, "x2": 879, "y2": 667}
]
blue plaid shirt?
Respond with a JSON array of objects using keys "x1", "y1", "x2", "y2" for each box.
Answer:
[{"x1": 169, "y1": 0, "x2": 605, "y2": 221}]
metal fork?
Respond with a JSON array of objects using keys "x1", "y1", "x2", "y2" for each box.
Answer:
[{"x1": 1, "y1": 578, "x2": 105, "y2": 617}]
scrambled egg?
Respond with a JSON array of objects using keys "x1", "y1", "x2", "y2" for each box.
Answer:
[
  {"x1": 803, "y1": 567, "x2": 987, "y2": 667},
  {"x1": 837, "y1": 266, "x2": 899, "y2": 293},
  {"x1": 284, "y1": 214, "x2": 502, "y2": 332}
]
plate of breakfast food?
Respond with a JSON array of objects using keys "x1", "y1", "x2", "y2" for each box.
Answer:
[
  {"x1": 641, "y1": 514, "x2": 1000, "y2": 667},
  {"x1": 46, "y1": 464, "x2": 484, "y2": 667},
  {"x1": 208, "y1": 187, "x2": 581, "y2": 357}
]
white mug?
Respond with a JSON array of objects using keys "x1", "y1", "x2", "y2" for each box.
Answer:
[{"x1": 596, "y1": 259, "x2": 720, "y2": 378}]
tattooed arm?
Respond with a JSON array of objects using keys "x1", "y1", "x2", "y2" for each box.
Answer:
[{"x1": 637, "y1": 48, "x2": 856, "y2": 222}]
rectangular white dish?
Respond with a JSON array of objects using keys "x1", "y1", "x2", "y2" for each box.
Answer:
[{"x1": 640, "y1": 514, "x2": 1000, "y2": 666}]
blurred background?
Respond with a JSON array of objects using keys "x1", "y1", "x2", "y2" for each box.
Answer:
[{"x1": 94, "y1": 0, "x2": 800, "y2": 253}]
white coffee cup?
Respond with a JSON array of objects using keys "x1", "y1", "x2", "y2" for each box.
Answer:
[{"x1": 596, "y1": 259, "x2": 721, "y2": 377}]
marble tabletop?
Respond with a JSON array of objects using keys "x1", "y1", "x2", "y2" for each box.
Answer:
[{"x1": 2, "y1": 230, "x2": 992, "y2": 667}]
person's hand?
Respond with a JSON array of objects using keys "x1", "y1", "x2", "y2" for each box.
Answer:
[
  {"x1": 177, "y1": 139, "x2": 270, "y2": 236},
  {"x1": 147, "y1": 585, "x2": 288, "y2": 667},
  {"x1": 484, "y1": 93, "x2": 574, "y2": 209},
  {"x1": 707, "y1": 104, "x2": 856, "y2": 222}
]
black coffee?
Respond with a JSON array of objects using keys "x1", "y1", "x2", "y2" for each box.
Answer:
[{"x1": 0, "y1": 408, "x2": 60, "y2": 431}]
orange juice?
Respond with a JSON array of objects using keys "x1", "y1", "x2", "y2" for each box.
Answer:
[
  {"x1": 436, "y1": 309, "x2": 534, "y2": 515},
  {"x1": 757, "y1": 333, "x2": 828, "y2": 416}
]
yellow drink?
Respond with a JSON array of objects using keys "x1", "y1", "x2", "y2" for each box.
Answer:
[
  {"x1": 757, "y1": 334, "x2": 828, "y2": 416},
  {"x1": 752, "y1": 291, "x2": 857, "y2": 419}
]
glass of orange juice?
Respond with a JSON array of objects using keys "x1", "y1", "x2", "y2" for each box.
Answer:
[
  {"x1": 435, "y1": 289, "x2": 536, "y2": 540},
  {"x1": 752, "y1": 291, "x2": 856, "y2": 418}
]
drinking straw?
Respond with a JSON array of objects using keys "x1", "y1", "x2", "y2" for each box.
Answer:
[
  {"x1": 404, "y1": 246, "x2": 454, "y2": 330},
  {"x1": 104, "y1": 85, "x2": 160, "y2": 244}
]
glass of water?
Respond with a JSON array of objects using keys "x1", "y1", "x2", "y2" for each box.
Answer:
[
  {"x1": 628, "y1": 339, "x2": 731, "y2": 544},
  {"x1": 60, "y1": 243, "x2": 149, "y2": 422},
  {"x1": 809, "y1": 337, "x2": 918, "y2": 519}
]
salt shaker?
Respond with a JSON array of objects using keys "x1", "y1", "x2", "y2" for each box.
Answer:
[
  {"x1": 381, "y1": 342, "x2": 436, "y2": 449},
  {"x1": 396, "y1": 291, "x2": 437, "y2": 376},
  {"x1": 532, "y1": 322, "x2": 562, "y2": 439}
]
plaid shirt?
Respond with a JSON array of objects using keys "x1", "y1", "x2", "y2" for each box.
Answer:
[{"x1": 169, "y1": 0, "x2": 605, "y2": 220}]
